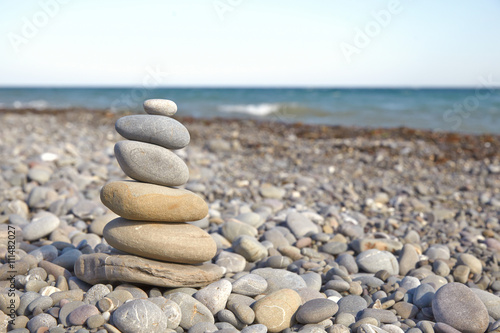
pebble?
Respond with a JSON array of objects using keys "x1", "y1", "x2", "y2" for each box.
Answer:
[
  {"x1": 100, "y1": 180, "x2": 208, "y2": 222},
  {"x1": 471, "y1": 288, "x2": 500, "y2": 320},
  {"x1": 456, "y1": 253, "x2": 482, "y2": 275},
  {"x1": 103, "y1": 219, "x2": 216, "y2": 264},
  {"x1": 165, "y1": 292, "x2": 214, "y2": 330},
  {"x1": 22, "y1": 212, "x2": 60, "y2": 241},
  {"x1": 432, "y1": 282, "x2": 489, "y2": 333},
  {"x1": 222, "y1": 219, "x2": 258, "y2": 243},
  {"x1": 233, "y1": 235, "x2": 268, "y2": 262},
  {"x1": 259, "y1": 184, "x2": 286, "y2": 199},
  {"x1": 356, "y1": 249, "x2": 399, "y2": 275},
  {"x1": 114, "y1": 140, "x2": 189, "y2": 186},
  {"x1": 194, "y1": 279, "x2": 232, "y2": 315},
  {"x1": 27, "y1": 313, "x2": 57, "y2": 332},
  {"x1": 286, "y1": 212, "x2": 319, "y2": 238},
  {"x1": 143, "y1": 99, "x2": 177, "y2": 116},
  {"x1": 112, "y1": 299, "x2": 169, "y2": 333},
  {"x1": 296, "y1": 298, "x2": 339, "y2": 324},
  {"x1": 336, "y1": 295, "x2": 367, "y2": 316},
  {"x1": 75, "y1": 253, "x2": 224, "y2": 287},
  {"x1": 253, "y1": 288, "x2": 302, "y2": 332},
  {"x1": 115, "y1": 115, "x2": 190, "y2": 149},
  {"x1": 398, "y1": 244, "x2": 419, "y2": 276},
  {"x1": 68, "y1": 304, "x2": 100, "y2": 326},
  {"x1": 232, "y1": 274, "x2": 268, "y2": 296},
  {"x1": 215, "y1": 251, "x2": 247, "y2": 273},
  {"x1": 252, "y1": 268, "x2": 307, "y2": 293},
  {"x1": 148, "y1": 297, "x2": 182, "y2": 329}
]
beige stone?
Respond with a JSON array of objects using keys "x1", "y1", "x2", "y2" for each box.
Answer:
[
  {"x1": 100, "y1": 181, "x2": 208, "y2": 222},
  {"x1": 103, "y1": 218, "x2": 217, "y2": 264},
  {"x1": 253, "y1": 289, "x2": 301, "y2": 332},
  {"x1": 74, "y1": 254, "x2": 224, "y2": 288}
]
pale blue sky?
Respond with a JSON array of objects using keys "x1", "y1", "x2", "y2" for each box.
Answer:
[{"x1": 1, "y1": 0, "x2": 499, "y2": 87}]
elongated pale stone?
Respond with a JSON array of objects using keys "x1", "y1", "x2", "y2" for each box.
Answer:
[
  {"x1": 115, "y1": 115, "x2": 190, "y2": 150},
  {"x1": 100, "y1": 181, "x2": 208, "y2": 222},
  {"x1": 114, "y1": 141, "x2": 189, "y2": 186},
  {"x1": 74, "y1": 254, "x2": 224, "y2": 288},
  {"x1": 143, "y1": 99, "x2": 177, "y2": 116},
  {"x1": 103, "y1": 218, "x2": 217, "y2": 264}
]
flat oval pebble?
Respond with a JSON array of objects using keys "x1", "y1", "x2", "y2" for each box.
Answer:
[
  {"x1": 165, "y1": 292, "x2": 214, "y2": 330},
  {"x1": 143, "y1": 99, "x2": 177, "y2": 116},
  {"x1": 101, "y1": 180, "x2": 208, "y2": 222},
  {"x1": 103, "y1": 218, "x2": 217, "y2": 264},
  {"x1": 75, "y1": 253, "x2": 224, "y2": 288},
  {"x1": 116, "y1": 115, "x2": 189, "y2": 149},
  {"x1": 114, "y1": 140, "x2": 189, "y2": 186},
  {"x1": 68, "y1": 304, "x2": 100, "y2": 326},
  {"x1": 22, "y1": 212, "x2": 60, "y2": 241},
  {"x1": 194, "y1": 279, "x2": 232, "y2": 315},
  {"x1": 232, "y1": 274, "x2": 268, "y2": 296},
  {"x1": 296, "y1": 298, "x2": 339, "y2": 324},
  {"x1": 113, "y1": 299, "x2": 168, "y2": 333},
  {"x1": 252, "y1": 268, "x2": 307, "y2": 294},
  {"x1": 253, "y1": 288, "x2": 301, "y2": 333},
  {"x1": 432, "y1": 282, "x2": 489, "y2": 333},
  {"x1": 356, "y1": 249, "x2": 399, "y2": 275}
]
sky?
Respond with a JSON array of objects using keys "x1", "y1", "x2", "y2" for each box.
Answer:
[{"x1": 1, "y1": 0, "x2": 500, "y2": 87}]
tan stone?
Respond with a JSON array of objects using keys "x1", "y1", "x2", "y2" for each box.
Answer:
[
  {"x1": 74, "y1": 254, "x2": 224, "y2": 288},
  {"x1": 100, "y1": 180, "x2": 208, "y2": 222},
  {"x1": 103, "y1": 218, "x2": 217, "y2": 264},
  {"x1": 253, "y1": 289, "x2": 301, "y2": 332}
]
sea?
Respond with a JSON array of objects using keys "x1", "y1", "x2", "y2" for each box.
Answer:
[{"x1": 0, "y1": 87, "x2": 499, "y2": 134}]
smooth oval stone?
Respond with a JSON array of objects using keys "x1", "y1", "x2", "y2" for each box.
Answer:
[
  {"x1": 74, "y1": 253, "x2": 224, "y2": 288},
  {"x1": 113, "y1": 299, "x2": 168, "y2": 333},
  {"x1": 356, "y1": 249, "x2": 399, "y2": 275},
  {"x1": 116, "y1": 115, "x2": 189, "y2": 149},
  {"x1": 27, "y1": 313, "x2": 57, "y2": 332},
  {"x1": 432, "y1": 282, "x2": 489, "y2": 333},
  {"x1": 23, "y1": 212, "x2": 60, "y2": 241},
  {"x1": 232, "y1": 274, "x2": 268, "y2": 296},
  {"x1": 296, "y1": 298, "x2": 339, "y2": 324},
  {"x1": 103, "y1": 219, "x2": 217, "y2": 264},
  {"x1": 165, "y1": 292, "x2": 214, "y2": 330},
  {"x1": 114, "y1": 140, "x2": 189, "y2": 186},
  {"x1": 68, "y1": 304, "x2": 100, "y2": 326},
  {"x1": 253, "y1": 289, "x2": 301, "y2": 333},
  {"x1": 252, "y1": 268, "x2": 307, "y2": 294},
  {"x1": 101, "y1": 181, "x2": 207, "y2": 222},
  {"x1": 194, "y1": 279, "x2": 232, "y2": 315},
  {"x1": 143, "y1": 99, "x2": 177, "y2": 116}
]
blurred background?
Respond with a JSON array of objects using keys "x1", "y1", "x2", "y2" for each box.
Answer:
[{"x1": 1, "y1": 0, "x2": 499, "y2": 133}]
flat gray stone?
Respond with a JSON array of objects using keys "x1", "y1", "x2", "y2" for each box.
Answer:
[
  {"x1": 471, "y1": 288, "x2": 500, "y2": 320},
  {"x1": 336, "y1": 295, "x2": 367, "y2": 316},
  {"x1": 143, "y1": 99, "x2": 177, "y2": 116},
  {"x1": 356, "y1": 249, "x2": 399, "y2": 275},
  {"x1": 296, "y1": 298, "x2": 338, "y2": 324},
  {"x1": 215, "y1": 251, "x2": 246, "y2": 274},
  {"x1": 114, "y1": 140, "x2": 189, "y2": 186},
  {"x1": 165, "y1": 292, "x2": 214, "y2": 330},
  {"x1": 194, "y1": 279, "x2": 232, "y2": 315},
  {"x1": 115, "y1": 115, "x2": 190, "y2": 149},
  {"x1": 148, "y1": 296, "x2": 182, "y2": 329},
  {"x1": 233, "y1": 235, "x2": 267, "y2": 262},
  {"x1": 232, "y1": 274, "x2": 268, "y2": 296},
  {"x1": 113, "y1": 299, "x2": 168, "y2": 333},
  {"x1": 252, "y1": 268, "x2": 307, "y2": 294},
  {"x1": 285, "y1": 212, "x2": 318, "y2": 238},
  {"x1": 74, "y1": 253, "x2": 224, "y2": 288},
  {"x1": 432, "y1": 283, "x2": 489, "y2": 333},
  {"x1": 27, "y1": 313, "x2": 57, "y2": 332},
  {"x1": 23, "y1": 212, "x2": 60, "y2": 241}
]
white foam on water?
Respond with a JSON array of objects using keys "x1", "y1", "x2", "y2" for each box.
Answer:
[{"x1": 218, "y1": 103, "x2": 281, "y2": 116}]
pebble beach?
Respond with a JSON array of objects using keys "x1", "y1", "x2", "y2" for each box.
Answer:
[{"x1": 1, "y1": 107, "x2": 500, "y2": 333}]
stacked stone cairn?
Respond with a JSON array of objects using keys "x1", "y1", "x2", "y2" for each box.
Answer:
[{"x1": 75, "y1": 99, "x2": 223, "y2": 287}]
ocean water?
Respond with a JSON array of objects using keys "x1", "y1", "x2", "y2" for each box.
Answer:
[{"x1": 0, "y1": 87, "x2": 499, "y2": 134}]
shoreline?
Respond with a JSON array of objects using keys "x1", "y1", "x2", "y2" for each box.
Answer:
[{"x1": 2, "y1": 107, "x2": 499, "y2": 162}]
